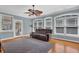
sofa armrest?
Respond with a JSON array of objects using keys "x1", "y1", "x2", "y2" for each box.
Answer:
[{"x1": 46, "y1": 33, "x2": 52, "y2": 41}]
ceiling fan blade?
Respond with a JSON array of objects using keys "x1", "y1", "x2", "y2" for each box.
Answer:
[
  {"x1": 35, "y1": 10, "x2": 43, "y2": 13},
  {"x1": 35, "y1": 13, "x2": 40, "y2": 16},
  {"x1": 33, "y1": 10, "x2": 43, "y2": 16}
]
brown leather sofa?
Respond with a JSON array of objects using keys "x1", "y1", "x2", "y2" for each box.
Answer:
[{"x1": 30, "y1": 29, "x2": 52, "y2": 41}]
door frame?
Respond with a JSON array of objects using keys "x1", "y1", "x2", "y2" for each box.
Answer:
[{"x1": 13, "y1": 20, "x2": 23, "y2": 36}]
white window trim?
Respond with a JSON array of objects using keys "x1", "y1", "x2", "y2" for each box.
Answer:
[
  {"x1": 33, "y1": 19, "x2": 43, "y2": 31},
  {"x1": 44, "y1": 17, "x2": 52, "y2": 29},
  {"x1": 1, "y1": 14, "x2": 14, "y2": 32},
  {"x1": 33, "y1": 19, "x2": 37, "y2": 32},
  {"x1": 54, "y1": 13, "x2": 79, "y2": 36},
  {"x1": 37, "y1": 19, "x2": 43, "y2": 29}
]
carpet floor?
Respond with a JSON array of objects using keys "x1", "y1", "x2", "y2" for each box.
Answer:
[{"x1": 2, "y1": 38, "x2": 53, "y2": 53}]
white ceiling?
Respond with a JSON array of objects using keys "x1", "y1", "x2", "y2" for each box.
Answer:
[{"x1": 0, "y1": 5, "x2": 78, "y2": 18}]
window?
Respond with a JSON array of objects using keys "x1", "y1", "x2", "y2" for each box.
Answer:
[
  {"x1": 56, "y1": 27, "x2": 64, "y2": 33},
  {"x1": 33, "y1": 19, "x2": 44, "y2": 31},
  {"x1": 2, "y1": 16, "x2": 13, "y2": 31},
  {"x1": 66, "y1": 27, "x2": 77, "y2": 34},
  {"x1": 46, "y1": 27, "x2": 52, "y2": 29},
  {"x1": 44, "y1": 17, "x2": 52, "y2": 29},
  {"x1": 33, "y1": 20, "x2": 37, "y2": 31},
  {"x1": 56, "y1": 18, "x2": 64, "y2": 27},
  {"x1": 55, "y1": 14, "x2": 78, "y2": 35},
  {"x1": 66, "y1": 18, "x2": 77, "y2": 27},
  {"x1": 66, "y1": 15, "x2": 78, "y2": 34},
  {"x1": 38, "y1": 20, "x2": 43, "y2": 29},
  {"x1": 55, "y1": 17, "x2": 64, "y2": 34}
]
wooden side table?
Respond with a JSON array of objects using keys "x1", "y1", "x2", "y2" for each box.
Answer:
[{"x1": 0, "y1": 40, "x2": 5, "y2": 53}]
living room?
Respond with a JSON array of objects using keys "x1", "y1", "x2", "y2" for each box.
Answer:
[{"x1": 0, "y1": 5, "x2": 79, "y2": 53}]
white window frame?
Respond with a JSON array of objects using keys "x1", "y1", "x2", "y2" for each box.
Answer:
[
  {"x1": 37, "y1": 19, "x2": 44, "y2": 29},
  {"x1": 33, "y1": 19, "x2": 43, "y2": 32},
  {"x1": 33, "y1": 19, "x2": 37, "y2": 32},
  {"x1": 44, "y1": 17, "x2": 52, "y2": 29},
  {"x1": 54, "y1": 13, "x2": 79, "y2": 36},
  {"x1": 0, "y1": 14, "x2": 14, "y2": 32}
]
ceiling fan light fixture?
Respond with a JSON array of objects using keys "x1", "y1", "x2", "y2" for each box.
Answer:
[
  {"x1": 25, "y1": 5, "x2": 43, "y2": 16},
  {"x1": 32, "y1": 5, "x2": 35, "y2": 7}
]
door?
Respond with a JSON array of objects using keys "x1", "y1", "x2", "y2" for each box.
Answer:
[{"x1": 14, "y1": 20, "x2": 23, "y2": 36}]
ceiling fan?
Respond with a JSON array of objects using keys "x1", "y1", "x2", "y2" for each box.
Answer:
[{"x1": 25, "y1": 5, "x2": 43, "y2": 16}]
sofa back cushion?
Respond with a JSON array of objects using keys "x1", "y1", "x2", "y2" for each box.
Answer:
[{"x1": 36, "y1": 29, "x2": 52, "y2": 34}]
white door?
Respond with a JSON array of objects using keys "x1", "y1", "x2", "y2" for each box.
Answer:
[{"x1": 14, "y1": 20, "x2": 23, "y2": 36}]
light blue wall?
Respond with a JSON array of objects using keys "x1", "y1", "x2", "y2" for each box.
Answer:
[
  {"x1": 0, "y1": 12, "x2": 32, "y2": 39},
  {"x1": 23, "y1": 19, "x2": 32, "y2": 34},
  {"x1": 0, "y1": 32, "x2": 14, "y2": 39}
]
